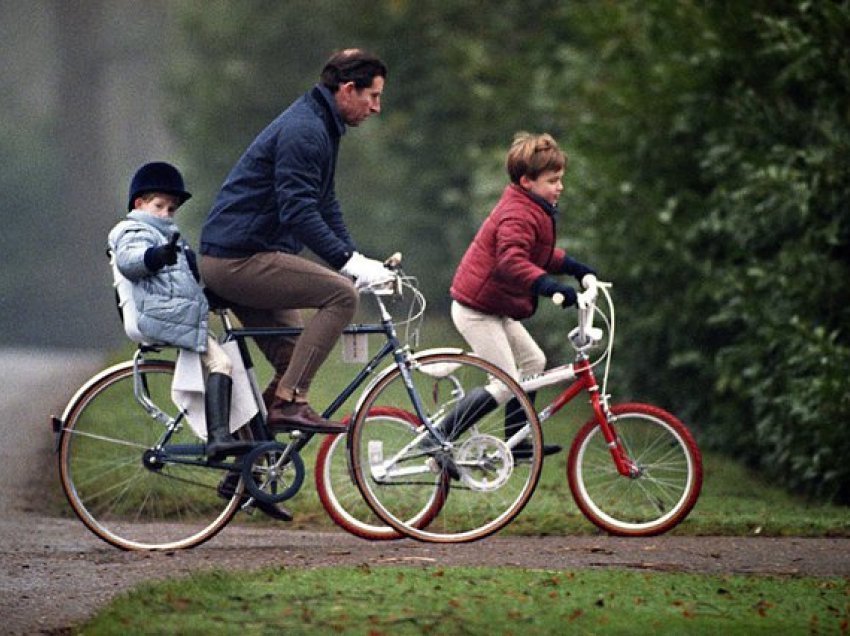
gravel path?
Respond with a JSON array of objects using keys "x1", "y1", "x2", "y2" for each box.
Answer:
[{"x1": 2, "y1": 348, "x2": 849, "y2": 635}]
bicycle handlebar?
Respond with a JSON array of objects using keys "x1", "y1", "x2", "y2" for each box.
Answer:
[
  {"x1": 554, "y1": 275, "x2": 609, "y2": 351},
  {"x1": 384, "y1": 252, "x2": 402, "y2": 270}
]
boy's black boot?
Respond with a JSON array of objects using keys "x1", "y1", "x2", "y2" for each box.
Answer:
[
  {"x1": 505, "y1": 391, "x2": 562, "y2": 460},
  {"x1": 420, "y1": 387, "x2": 499, "y2": 480},
  {"x1": 441, "y1": 387, "x2": 499, "y2": 440},
  {"x1": 205, "y1": 373, "x2": 251, "y2": 460}
]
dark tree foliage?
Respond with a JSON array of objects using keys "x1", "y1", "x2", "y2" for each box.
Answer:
[{"x1": 169, "y1": 0, "x2": 850, "y2": 502}]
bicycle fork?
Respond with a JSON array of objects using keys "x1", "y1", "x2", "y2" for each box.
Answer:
[{"x1": 575, "y1": 359, "x2": 640, "y2": 479}]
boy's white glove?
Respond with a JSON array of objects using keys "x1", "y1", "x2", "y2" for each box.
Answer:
[{"x1": 340, "y1": 252, "x2": 394, "y2": 288}]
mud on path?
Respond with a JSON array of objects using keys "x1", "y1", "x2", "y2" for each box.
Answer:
[{"x1": 2, "y1": 348, "x2": 849, "y2": 635}]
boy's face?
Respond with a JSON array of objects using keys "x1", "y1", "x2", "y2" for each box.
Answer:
[
  {"x1": 136, "y1": 193, "x2": 181, "y2": 219},
  {"x1": 521, "y1": 168, "x2": 564, "y2": 206}
]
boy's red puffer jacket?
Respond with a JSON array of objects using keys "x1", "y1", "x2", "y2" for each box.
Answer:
[{"x1": 450, "y1": 183, "x2": 567, "y2": 320}]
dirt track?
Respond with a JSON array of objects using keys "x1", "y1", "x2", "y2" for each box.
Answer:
[{"x1": 2, "y1": 348, "x2": 849, "y2": 635}]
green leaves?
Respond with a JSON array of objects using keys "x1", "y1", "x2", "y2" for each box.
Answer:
[{"x1": 168, "y1": 0, "x2": 850, "y2": 501}]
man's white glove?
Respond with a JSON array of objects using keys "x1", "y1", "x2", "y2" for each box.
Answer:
[{"x1": 340, "y1": 252, "x2": 394, "y2": 288}]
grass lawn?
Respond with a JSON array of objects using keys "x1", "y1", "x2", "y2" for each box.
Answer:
[
  {"x1": 63, "y1": 315, "x2": 850, "y2": 634},
  {"x1": 79, "y1": 566, "x2": 850, "y2": 635}
]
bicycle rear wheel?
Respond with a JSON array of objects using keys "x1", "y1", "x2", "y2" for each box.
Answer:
[
  {"x1": 315, "y1": 407, "x2": 444, "y2": 540},
  {"x1": 57, "y1": 359, "x2": 247, "y2": 550},
  {"x1": 567, "y1": 403, "x2": 702, "y2": 536},
  {"x1": 348, "y1": 352, "x2": 542, "y2": 543}
]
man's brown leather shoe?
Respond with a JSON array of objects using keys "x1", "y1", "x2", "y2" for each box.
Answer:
[{"x1": 266, "y1": 399, "x2": 348, "y2": 434}]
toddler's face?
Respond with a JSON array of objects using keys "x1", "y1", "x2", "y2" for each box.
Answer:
[
  {"x1": 522, "y1": 168, "x2": 564, "y2": 206},
  {"x1": 136, "y1": 194, "x2": 181, "y2": 218}
]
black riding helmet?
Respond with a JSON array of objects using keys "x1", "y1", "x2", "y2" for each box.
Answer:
[{"x1": 127, "y1": 161, "x2": 192, "y2": 211}]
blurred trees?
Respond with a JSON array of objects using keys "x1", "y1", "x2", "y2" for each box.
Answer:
[
  {"x1": 0, "y1": 0, "x2": 178, "y2": 347},
  {"x1": 170, "y1": 0, "x2": 850, "y2": 501}
]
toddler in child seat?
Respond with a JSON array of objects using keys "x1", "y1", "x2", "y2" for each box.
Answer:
[{"x1": 107, "y1": 161, "x2": 247, "y2": 460}]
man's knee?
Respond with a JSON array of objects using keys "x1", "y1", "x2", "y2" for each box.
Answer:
[{"x1": 330, "y1": 278, "x2": 359, "y2": 317}]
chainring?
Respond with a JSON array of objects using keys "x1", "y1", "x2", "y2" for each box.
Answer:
[{"x1": 456, "y1": 434, "x2": 514, "y2": 491}]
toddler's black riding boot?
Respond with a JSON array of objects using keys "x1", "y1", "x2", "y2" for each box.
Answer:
[
  {"x1": 505, "y1": 391, "x2": 562, "y2": 460},
  {"x1": 205, "y1": 373, "x2": 250, "y2": 460}
]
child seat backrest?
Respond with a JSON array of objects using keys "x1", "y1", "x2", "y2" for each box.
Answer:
[{"x1": 107, "y1": 248, "x2": 148, "y2": 344}]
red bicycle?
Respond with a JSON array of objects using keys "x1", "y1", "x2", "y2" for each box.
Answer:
[
  {"x1": 320, "y1": 278, "x2": 703, "y2": 541},
  {"x1": 525, "y1": 279, "x2": 704, "y2": 536}
]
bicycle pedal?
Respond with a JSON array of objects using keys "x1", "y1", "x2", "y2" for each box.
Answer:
[{"x1": 255, "y1": 500, "x2": 293, "y2": 522}]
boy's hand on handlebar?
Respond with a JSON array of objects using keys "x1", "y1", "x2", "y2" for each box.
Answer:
[
  {"x1": 535, "y1": 276, "x2": 577, "y2": 308},
  {"x1": 561, "y1": 256, "x2": 597, "y2": 285}
]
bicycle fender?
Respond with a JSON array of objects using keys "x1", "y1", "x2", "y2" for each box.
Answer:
[
  {"x1": 54, "y1": 360, "x2": 137, "y2": 424},
  {"x1": 351, "y1": 347, "x2": 463, "y2": 419}
]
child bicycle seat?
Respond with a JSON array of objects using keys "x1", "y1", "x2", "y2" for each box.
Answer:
[{"x1": 107, "y1": 248, "x2": 158, "y2": 345}]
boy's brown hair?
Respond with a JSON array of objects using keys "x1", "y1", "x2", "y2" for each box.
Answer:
[{"x1": 506, "y1": 132, "x2": 567, "y2": 184}]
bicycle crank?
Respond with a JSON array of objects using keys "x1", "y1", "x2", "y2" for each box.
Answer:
[{"x1": 240, "y1": 441, "x2": 305, "y2": 505}]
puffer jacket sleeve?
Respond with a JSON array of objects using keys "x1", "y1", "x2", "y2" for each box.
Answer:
[
  {"x1": 492, "y1": 216, "x2": 548, "y2": 291},
  {"x1": 547, "y1": 247, "x2": 567, "y2": 273},
  {"x1": 108, "y1": 221, "x2": 160, "y2": 282}
]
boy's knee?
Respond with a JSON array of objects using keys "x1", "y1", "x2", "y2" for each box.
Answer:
[
  {"x1": 207, "y1": 355, "x2": 233, "y2": 376},
  {"x1": 527, "y1": 351, "x2": 546, "y2": 377}
]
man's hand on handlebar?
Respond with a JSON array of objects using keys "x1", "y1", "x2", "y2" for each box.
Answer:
[{"x1": 341, "y1": 251, "x2": 395, "y2": 288}]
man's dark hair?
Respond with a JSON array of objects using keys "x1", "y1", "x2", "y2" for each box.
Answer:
[{"x1": 320, "y1": 48, "x2": 388, "y2": 92}]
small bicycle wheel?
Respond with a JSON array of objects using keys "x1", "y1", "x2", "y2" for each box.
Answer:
[
  {"x1": 567, "y1": 403, "x2": 703, "y2": 536},
  {"x1": 348, "y1": 352, "x2": 543, "y2": 543},
  {"x1": 315, "y1": 407, "x2": 443, "y2": 540},
  {"x1": 57, "y1": 359, "x2": 248, "y2": 550}
]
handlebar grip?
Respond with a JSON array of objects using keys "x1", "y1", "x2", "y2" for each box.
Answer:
[
  {"x1": 552, "y1": 292, "x2": 565, "y2": 306},
  {"x1": 168, "y1": 232, "x2": 181, "y2": 248},
  {"x1": 384, "y1": 252, "x2": 402, "y2": 270}
]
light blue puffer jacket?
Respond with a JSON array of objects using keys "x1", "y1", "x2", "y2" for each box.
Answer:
[{"x1": 107, "y1": 211, "x2": 208, "y2": 352}]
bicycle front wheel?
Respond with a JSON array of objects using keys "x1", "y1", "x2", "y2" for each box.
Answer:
[
  {"x1": 348, "y1": 352, "x2": 543, "y2": 543},
  {"x1": 567, "y1": 403, "x2": 703, "y2": 536},
  {"x1": 57, "y1": 359, "x2": 246, "y2": 550},
  {"x1": 315, "y1": 407, "x2": 444, "y2": 540}
]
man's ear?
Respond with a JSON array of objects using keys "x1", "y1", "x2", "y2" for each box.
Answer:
[{"x1": 518, "y1": 175, "x2": 532, "y2": 190}]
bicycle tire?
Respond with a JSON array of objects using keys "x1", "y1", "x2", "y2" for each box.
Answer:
[
  {"x1": 57, "y1": 359, "x2": 248, "y2": 550},
  {"x1": 348, "y1": 352, "x2": 543, "y2": 543},
  {"x1": 567, "y1": 403, "x2": 703, "y2": 536},
  {"x1": 315, "y1": 406, "x2": 444, "y2": 541}
]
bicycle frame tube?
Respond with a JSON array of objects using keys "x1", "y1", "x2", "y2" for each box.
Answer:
[
  {"x1": 214, "y1": 293, "x2": 438, "y2": 443},
  {"x1": 541, "y1": 357, "x2": 635, "y2": 477},
  {"x1": 221, "y1": 316, "x2": 415, "y2": 425}
]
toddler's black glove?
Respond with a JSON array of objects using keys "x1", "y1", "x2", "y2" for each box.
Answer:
[
  {"x1": 533, "y1": 275, "x2": 577, "y2": 308},
  {"x1": 144, "y1": 233, "x2": 181, "y2": 272},
  {"x1": 560, "y1": 256, "x2": 597, "y2": 284}
]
